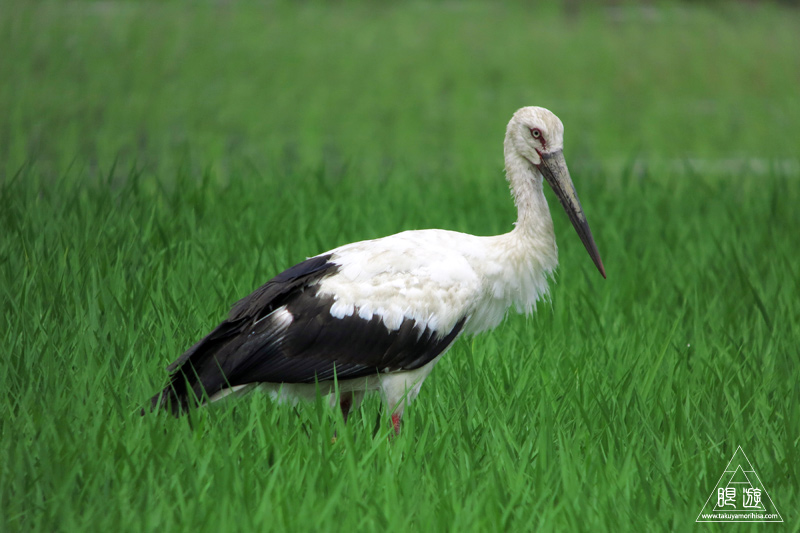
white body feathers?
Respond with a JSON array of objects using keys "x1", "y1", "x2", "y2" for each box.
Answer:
[{"x1": 316, "y1": 226, "x2": 557, "y2": 337}]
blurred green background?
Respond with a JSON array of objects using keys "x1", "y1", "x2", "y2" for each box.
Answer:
[
  {"x1": 2, "y1": 1, "x2": 799, "y2": 531},
  {"x1": 3, "y1": 1, "x2": 798, "y2": 178}
]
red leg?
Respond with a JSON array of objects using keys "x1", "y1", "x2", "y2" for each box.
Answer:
[{"x1": 391, "y1": 413, "x2": 402, "y2": 435}]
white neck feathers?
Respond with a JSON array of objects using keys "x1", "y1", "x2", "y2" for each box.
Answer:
[{"x1": 466, "y1": 141, "x2": 559, "y2": 334}]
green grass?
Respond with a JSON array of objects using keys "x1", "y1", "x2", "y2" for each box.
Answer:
[{"x1": 2, "y1": 1, "x2": 799, "y2": 531}]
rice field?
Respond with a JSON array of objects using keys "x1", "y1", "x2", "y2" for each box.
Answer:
[{"x1": 2, "y1": 1, "x2": 799, "y2": 531}]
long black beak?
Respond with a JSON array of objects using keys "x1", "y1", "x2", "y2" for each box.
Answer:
[{"x1": 538, "y1": 150, "x2": 606, "y2": 278}]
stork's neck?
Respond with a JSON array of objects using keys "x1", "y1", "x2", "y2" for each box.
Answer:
[
  {"x1": 503, "y1": 146, "x2": 556, "y2": 246},
  {"x1": 489, "y1": 142, "x2": 558, "y2": 310},
  {"x1": 463, "y1": 146, "x2": 558, "y2": 334}
]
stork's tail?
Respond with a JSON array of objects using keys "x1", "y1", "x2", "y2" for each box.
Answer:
[
  {"x1": 143, "y1": 333, "x2": 216, "y2": 416},
  {"x1": 144, "y1": 377, "x2": 193, "y2": 417}
]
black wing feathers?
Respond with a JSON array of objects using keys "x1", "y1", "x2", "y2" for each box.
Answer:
[
  {"x1": 151, "y1": 255, "x2": 338, "y2": 414},
  {"x1": 264, "y1": 294, "x2": 465, "y2": 383},
  {"x1": 150, "y1": 253, "x2": 465, "y2": 415},
  {"x1": 164, "y1": 254, "x2": 337, "y2": 375}
]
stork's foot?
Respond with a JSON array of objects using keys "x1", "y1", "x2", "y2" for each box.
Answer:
[{"x1": 391, "y1": 413, "x2": 402, "y2": 436}]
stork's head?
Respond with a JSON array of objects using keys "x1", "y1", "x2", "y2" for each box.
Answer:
[
  {"x1": 505, "y1": 106, "x2": 565, "y2": 166},
  {"x1": 506, "y1": 106, "x2": 606, "y2": 278}
]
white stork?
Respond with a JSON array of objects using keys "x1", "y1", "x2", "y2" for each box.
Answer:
[{"x1": 149, "y1": 106, "x2": 605, "y2": 433}]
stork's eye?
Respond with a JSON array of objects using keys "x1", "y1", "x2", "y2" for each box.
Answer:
[{"x1": 530, "y1": 128, "x2": 542, "y2": 139}]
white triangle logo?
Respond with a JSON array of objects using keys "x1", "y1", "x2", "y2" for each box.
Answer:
[{"x1": 696, "y1": 446, "x2": 782, "y2": 522}]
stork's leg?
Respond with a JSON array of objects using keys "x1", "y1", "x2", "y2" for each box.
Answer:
[
  {"x1": 379, "y1": 368, "x2": 434, "y2": 436},
  {"x1": 391, "y1": 412, "x2": 402, "y2": 435},
  {"x1": 339, "y1": 393, "x2": 354, "y2": 424},
  {"x1": 337, "y1": 390, "x2": 365, "y2": 424},
  {"x1": 370, "y1": 402, "x2": 403, "y2": 436},
  {"x1": 383, "y1": 391, "x2": 411, "y2": 436}
]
